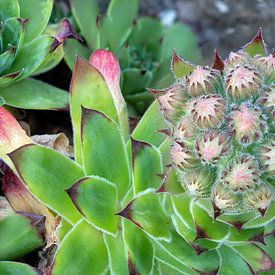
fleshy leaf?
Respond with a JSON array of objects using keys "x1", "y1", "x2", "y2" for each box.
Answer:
[
  {"x1": 123, "y1": 219, "x2": 154, "y2": 275},
  {"x1": 67, "y1": 176, "x2": 119, "y2": 235},
  {"x1": 103, "y1": 232, "x2": 128, "y2": 275},
  {"x1": 52, "y1": 219, "x2": 108, "y2": 274},
  {"x1": 128, "y1": 16, "x2": 163, "y2": 45},
  {"x1": 0, "y1": 0, "x2": 20, "y2": 21},
  {"x1": 131, "y1": 138, "x2": 162, "y2": 193},
  {"x1": 156, "y1": 230, "x2": 219, "y2": 272},
  {"x1": 89, "y1": 49, "x2": 129, "y2": 141},
  {"x1": 171, "y1": 50, "x2": 194, "y2": 78},
  {"x1": 64, "y1": 39, "x2": 90, "y2": 70},
  {"x1": 217, "y1": 245, "x2": 252, "y2": 275},
  {"x1": 171, "y1": 194, "x2": 196, "y2": 241},
  {"x1": 0, "y1": 261, "x2": 38, "y2": 275},
  {"x1": 118, "y1": 192, "x2": 171, "y2": 240},
  {"x1": 9, "y1": 144, "x2": 84, "y2": 224},
  {"x1": 0, "y1": 106, "x2": 31, "y2": 156},
  {"x1": 0, "y1": 78, "x2": 69, "y2": 110},
  {"x1": 191, "y1": 203, "x2": 230, "y2": 241},
  {"x1": 70, "y1": 0, "x2": 99, "y2": 49},
  {"x1": 0, "y1": 213, "x2": 44, "y2": 260},
  {"x1": 233, "y1": 243, "x2": 275, "y2": 273},
  {"x1": 19, "y1": 0, "x2": 53, "y2": 43},
  {"x1": 154, "y1": 241, "x2": 198, "y2": 274},
  {"x1": 98, "y1": 0, "x2": 138, "y2": 51},
  {"x1": 243, "y1": 28, "x2": 266, "y2": 57},
  {"x1": 81, "y1": 108, "x2": 130, "y2": 200},
  {"x1": 122, "y1": 68, "x2": 153, "y2": 95},
  {"x1": 5, "y1": 35, "x2": 56, "y2": 82},
  {"x1": 132, "y1": 100, "x2": 167, "y2": 146},
  {"x1": 70, "y1": 56, "x2": 120, "y2": 164}
]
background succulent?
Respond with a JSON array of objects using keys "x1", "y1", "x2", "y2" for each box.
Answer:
[
  {"x1": 64, "y1": 0, "x2": 202, "y2": 114},
  {"x1": 0, "y1": 37, "x2": 274, "y2": 274},
  {"x1": 0, "y1": 0, "x2": 79, "y2": 111}
]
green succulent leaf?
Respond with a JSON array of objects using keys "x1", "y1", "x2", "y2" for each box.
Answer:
[
  {"x1": 171, "y1": 194, "x2": 196, "y2": 241},
  {"x1": 31, "y1": 44, "x2": 64, "y2": 76},
  {"x1": 0, "y1": 96, "x2": 5, "y2": 105},
  {"x1": 0, "y1": 261, "x2": 38, "y2": 275},
  {"x1": 123, "y1": 219, "x2": 154, "y2": 275},
  {"x1": 70, "y1": 56, "x2": 122, "y2": 164},
  {"x1": 103, "y1": 232, "x2": 129, "y2": 275},
  {"x1": 1, "y1": 18, "x2": 22, "y2": 53},
  {"x1": 171, "y1": 50, "x2": 195, "y2": 78},
  {"x1": 243, "y1": 201, "x2": 275, "y2": 229},
  {"x1": 0, "y1": 0, "x2": 20, "y2": 21},
  {"x1": 56, "y1": 219, "x2": 72, "y2": 242},
  {"x1": 0, "y1": 50, "x2": 16, "y2": 75},
  {"x1": 233, "y1": 243, "x2": 275, "y2": 273},
  {"x1": 67, "y1": 176, "x2": 119, "y2": 235},
  {"x1": 6, "y1": 35, "x2": 55, "y2": 82},
  {"x1": 9, "y1": 144, "x2": 84, "y2": 224},
  {"x1": 156, "y1": 230, "x2": 219, "y2": 273},
  {"x1": 52, "y1": 219, "x2": 108, "y2": 275},
  {"x1": 162, "y1": 23, "x2": 202, "y2": 63},
  {"x1": 132, "y1": 138, "x2": 162, "y2": 193},
  {"x1": 18, "y1": 0, "x2": 53, "y2": 43},
  {"x1": 132, "y1": 100, "x2": 167, "y2": 146},
  {"x1": 98, "y1": 0, "x2": 138, "y2": 51},
  {"x1": 0, "y1": 213, "x2": 43, "y2": 260},
  {"x1": 0, "y1": 78, "x2": 69, "y2": 110},
  {"x1": 64, "y1": 39, "x2": 90, "y2": 70},
  {"x1": 154, "y1": 241, "x2": 198, "y2": 275},
  {"x1": 119, "y1": 192, "x2": 171, "y2": 240},
  {"x1": 217, "y1": 245, "x2": 252, "y2": 275},
  {"x1": 81, "y1": 108, "x2": 130, "y2": 200},
  {"x1": 70, "y1": 0, "x2": 99, "y2": 49},
  {"x1": 128, "y1": 16, "x2": 163, "y2": 45},
  {"x1": 192, "y1": 203, "x2": 230, "y2": 241},
  {"x1": 122, "y1": 68, "x2": 153, "y2": 95},
  {"x1": 243, "y1": 29, "x2": 266, "y2": 57}
]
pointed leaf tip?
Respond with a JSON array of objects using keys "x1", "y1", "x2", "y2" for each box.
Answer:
[
  {"x1": 244, "y1": 28, "x2": 266, "y2": 57},
  {"x1": 50, "y1": 18, "x2": 82, "y2": 52},
  {"x1": 171, "y1": 49, "x2": 194, "y2": 78},
  {"x1": 212, "y1": 49, "x2": 224, "y2": 71}
]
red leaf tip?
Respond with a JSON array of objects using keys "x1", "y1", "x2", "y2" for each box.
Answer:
[{"x1": 212, "y1": 49, "x2": 224, "y2": 71}]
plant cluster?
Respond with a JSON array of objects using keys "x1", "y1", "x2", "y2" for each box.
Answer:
[{"x1": 0, "y1": 29, "x2": 274, "y2": 274}]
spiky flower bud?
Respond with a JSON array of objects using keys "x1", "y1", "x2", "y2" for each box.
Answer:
[
  {"x1": 243, "y1": 184, "x2": 273, "y2": 215},
  {"x1": 254, "y1": 52, "x2": 275, "y2": 82},
  {"x1": 228, "y1": 104, "x2": 266, "y2": 145},
  {"x1": 212, "y1": 183, "x2": 240, "y2": 213},
  {"x1": 257, "y1": 85, "x2": 275, "y2": 119},
  {"x1": 195, "y1": 131, "x2": 231, "y2": 164},
  {"x1": 149, "y1": 84, "x2": 186, "y2": 122},
  {"x1": 225, "y1": 65, "x2": 261, "y2": 100},
  {"x1": 191, "y1": 94, "x2": 226, "y2": 128},
  {"x1": 182, "y1": 167, "x2": 215, "y2": 198},
  {"x1": 174, "y1": 116, "x2": 197, "y2": 140},
  {"x1": 259, "y1": 139, "x2": 275, "y2": 176},
  {"x1": 225, "y1": 51, "x2": 249, "y2": 69},
  {"x1": 171, "y1": 141, "x2": 199, "y2": 170},
  {"x1": 186, "y1": 66, "x2": 218, "y2": 96},
  {"x1": 221, "y1": 154, "x2": 260, "y2": 192},
  {"x1": 163, "y1": 30, "x2": 275, "y2": 216}
]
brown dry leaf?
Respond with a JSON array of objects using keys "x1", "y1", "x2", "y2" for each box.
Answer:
[{"x1": 31, "y1": 133, "x2": 73, "y2": 158}]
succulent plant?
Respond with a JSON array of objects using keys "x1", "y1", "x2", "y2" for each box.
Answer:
[
  {"x1": 65, "y1": 0, "x2": 201, "y2": 114},
  {"x1": 0, "y1": 34, "x2": 274, "y2": 274},
  {"x1": 0, "y1": 0, "x2": 80, "y2": 111}
]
